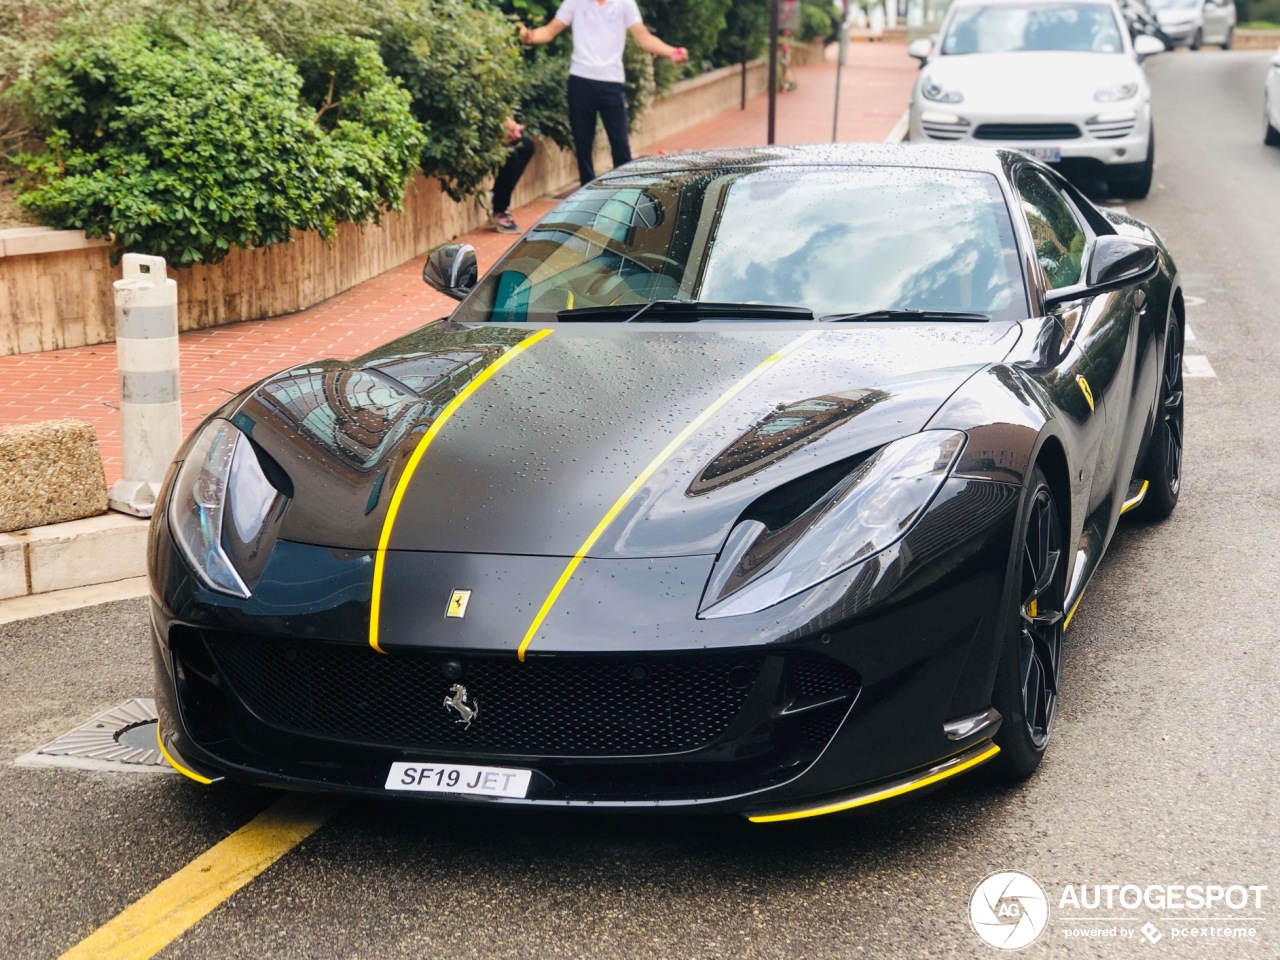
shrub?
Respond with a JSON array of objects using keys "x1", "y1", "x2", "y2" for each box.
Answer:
[
  {"x1": 637, "y1": 0, "x2": 732, "y2": 70},
  {"x1": 376, "y1": 0, "x2": 525, "y2": 200},
  {"x1": 713, "y1": 0, "x2": 770, "y2": 67},
  {"x1": 294, "y1": 35, "x2": 423, "y2": 225},
  {"x1": 19, "y1": 24, "x2": 351, "y2": 263}
]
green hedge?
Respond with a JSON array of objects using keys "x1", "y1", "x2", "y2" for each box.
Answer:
[{"x1": 19, "y1": 24, "x2": 419, "y2": 264}]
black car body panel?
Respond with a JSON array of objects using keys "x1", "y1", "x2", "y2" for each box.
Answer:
[{"x1": 150, "y1": 145, "x2": 1182, "y2": 818}]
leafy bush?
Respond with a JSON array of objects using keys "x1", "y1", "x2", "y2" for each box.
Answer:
[
  {"x1": 637, "y1": 0, "x2": 733, "y2": 70},
  {"x1": 799, "y1": 0, "x2": 841, "y2": 43},
  {"x1": 18, "y1": 24, "x2": 374, "y2": 263},
  {"x1": 294, "y1": 35, "x2": 423, "y2": 225},
  {"x1": 376, "y1": 0, "x2": 524, "y2": 200},
  {"x1": 0, "y1": 0, "x2": 83, "y2": 153},
  {"x1": 713, "y1": 0, "x2": 770, "y2": 67}
]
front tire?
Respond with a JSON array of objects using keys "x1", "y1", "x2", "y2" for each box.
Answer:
[
  {"x1": 1133, "y1": 316, "x2": 1184, "y2": 520},
  {"x1": 1266, "y1": 101, "x2": 1280, "y2": 146},
  {"x1": 1190, "y1": 27, "x2": 1203, "y2": 50},
  {"x1": 1110, "y1": 128, "x2": 1154, "y2": 199},
  {"x1": 987, "y1": 467, "x2": 1065, "y2": 781},
  {"x1": 1221, "y1": 27, "x2": 1233, "y2": 49}
]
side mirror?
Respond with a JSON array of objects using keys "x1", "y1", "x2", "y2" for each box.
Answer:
[
  {"x1": 423, "y1": 243, "x2": 478, "y2": 301},
  {"x1": 1044, "y1": 236, "x2": 1159, "y2": 307},
  {"x1": 907, "y1": 38, "x2": 934, "y2": 61},
  {"x1": 1133, "y1": 34, "x2": 1166, "y2": 59}
]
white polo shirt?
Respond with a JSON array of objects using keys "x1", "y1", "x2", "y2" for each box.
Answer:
[{"x1": 554, "y1": 0, "x2": 643, "y2": 84}]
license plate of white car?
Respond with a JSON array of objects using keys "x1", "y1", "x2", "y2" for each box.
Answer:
[
  {"x1": 1020, "y1": 146, "x2": 1062, "y2": 162},
  {"x1": 385, "y1": 762, "x2": 532, "y2": 798}
]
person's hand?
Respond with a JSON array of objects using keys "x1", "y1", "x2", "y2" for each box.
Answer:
[
  {"x1": 518, "y1": 23, "x2": 533, "y2": 44},
  {"x1": 671, "y1": 46, "x2": 688, "y2": 64}
]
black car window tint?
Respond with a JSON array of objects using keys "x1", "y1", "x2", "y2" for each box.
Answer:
[{"x1": 1016, "y1": 168, "x2": 1087, "y2": 289}]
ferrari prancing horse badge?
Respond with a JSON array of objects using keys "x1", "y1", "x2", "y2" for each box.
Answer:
[{"x1": 446, "y1": 589, "x2": 472, "y2": 619}]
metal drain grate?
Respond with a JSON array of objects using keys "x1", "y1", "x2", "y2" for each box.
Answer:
[{"x1": 14, "y1": 698, "x2": 173, "y2": 774}]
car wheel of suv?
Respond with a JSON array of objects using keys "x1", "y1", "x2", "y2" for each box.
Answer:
[
  {"x1": 1221, "y1": 27, "x2": 1233, "y2": 49},
  {"x1": 987, "y1": 467, "x2": 1065, "y2": 782},
  {"x1": 1111, "y1": 128, "x2": 1154, "y2": 199},
  {"x1": 1266, "y1": 101, "x2": 1280, "y2": 146},
  {"x1": 1190, "y1": 27, "x2": 1203, "y2": 50}
]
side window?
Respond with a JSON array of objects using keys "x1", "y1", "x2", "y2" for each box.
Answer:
[{"x1": 1016, "y1": 168, "x2": 1087, "y2": 289}]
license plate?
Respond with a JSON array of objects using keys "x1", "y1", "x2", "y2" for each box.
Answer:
[
  {"x1": 1019, "y1": 146, "x2": 1062, "y2": 163},
  {"x1": 384, "y1": 761, "x2": 532, "y2": 798}
]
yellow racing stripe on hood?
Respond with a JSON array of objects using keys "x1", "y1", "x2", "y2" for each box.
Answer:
[
  {"x1": 369, "y1": 327, "x2": 554, "y2": 653},
  {"x1": 516, "y1": 330, "x2": 821, "y2": 661}
]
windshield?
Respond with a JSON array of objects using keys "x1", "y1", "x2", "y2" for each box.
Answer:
[
  {"x1": 941, "y1": 3, "x2": 1126, "y2": 54},
  {"x1": 1147, "y1": 0, "x2": 1198, "y2": 10},
  {"x1": 454, "y1": 166, "x2": 1025, "y2": 324}
]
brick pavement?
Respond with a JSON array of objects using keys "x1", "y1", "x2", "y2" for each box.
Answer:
[{"x1": 0, "y1": 42, "x2": 916, "y2": 485}]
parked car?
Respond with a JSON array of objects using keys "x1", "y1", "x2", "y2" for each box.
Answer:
[
  {"x1": 1267, "y1": 47, "x2": 1280, "y2": 145},
  {"x1": 1119, "y1": 0, "x2": 1173, "y2": 49},
  {"x1": 150, "y1": 144, "x2": 1186, "y2": 821},
  {"x1": 908, "y1": 0, "x2": 1166, "y2": 198},
  {"x1": 1147, "y1": 0, "x2": 1235, "y2": 49}
]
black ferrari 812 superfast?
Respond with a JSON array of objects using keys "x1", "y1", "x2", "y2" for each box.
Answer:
[{"x1": 151, "y1": 144, "x2": 1184, "y2": 821}]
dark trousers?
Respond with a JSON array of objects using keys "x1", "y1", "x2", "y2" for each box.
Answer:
[
  {"x1": 567, "y1": 75, "x2": 631, "y2": 185},
  {"x1": 492, "y1": 132, "x2": 536, "y2": 214}
]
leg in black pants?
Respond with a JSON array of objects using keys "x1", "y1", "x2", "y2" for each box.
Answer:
[
  {"x1": 492, "y1": 132, "x2": 536, "y2": 214},
  {"x1": 568, "y1": 75, "x2": 632, "y2": 185}
]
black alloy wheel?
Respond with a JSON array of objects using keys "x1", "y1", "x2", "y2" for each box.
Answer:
[
  {"x1": 1134, "y1": 317, "x2": 1184, "y2": 520},
  {"x1": 988, "y1": 467, "x2": 1065, "y2": 780}
]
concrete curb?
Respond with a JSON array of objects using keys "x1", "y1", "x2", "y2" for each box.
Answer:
[{"x1": 0, "y1": 513, "x2": 148, "y2": 603}]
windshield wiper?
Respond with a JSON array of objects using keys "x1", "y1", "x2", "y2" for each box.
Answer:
[
  {"x1": 819, "y1": 309, "x2": 991, "y2": 323},
  {"x1": 557, "y1": 300, "x2": 815, "y2": 323}
]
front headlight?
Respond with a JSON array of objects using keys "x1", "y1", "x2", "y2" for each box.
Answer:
[
  {"x1": 1094, "y1": 82, "x2": 1139, "y2": 103},
  {"x1": 922, "y1": 79, "x2": 964, "y2": 104},
  {"x1": 699, "y1": 431, "x2": 966, "y2": 618},
  {"x1": 169, "y1": 419, "x2": 280, "y2": 598}
]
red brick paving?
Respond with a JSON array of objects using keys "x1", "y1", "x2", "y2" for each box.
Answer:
[{"x1": 0, "y1": 42, "x2": 915, "y2": 485}]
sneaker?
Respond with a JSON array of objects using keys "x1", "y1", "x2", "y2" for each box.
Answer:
[{"x1": 493, "y1": 212, "x2": 519, "y2": 234}]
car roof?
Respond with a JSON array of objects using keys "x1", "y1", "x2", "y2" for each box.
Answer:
[{"x1": 598, "y1": 143, "x2": 1021, "y2": 181}]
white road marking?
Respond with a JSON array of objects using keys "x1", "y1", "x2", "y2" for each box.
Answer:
[
  {"x1": 1185, "y1": 323, "x2": 1197, "y2": 342},
  {"x1": 1183, "y1": 355, "x2": 1217, "y2": 378},
  {"x1": 1184, "y1": 295, "x2": 1206, "y2": 307}
]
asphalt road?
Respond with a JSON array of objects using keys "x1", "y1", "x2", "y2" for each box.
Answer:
[{"x1": 2, "y1": 49, "x2": 1278, "y2": 960}]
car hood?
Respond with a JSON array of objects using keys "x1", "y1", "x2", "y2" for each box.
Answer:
[
  {"x1": 922, "y1": 52, "x2": 1144, "y2": 112},
  {"x1": 231, "y1": 320, "x2": 1022, "y2": 559}
]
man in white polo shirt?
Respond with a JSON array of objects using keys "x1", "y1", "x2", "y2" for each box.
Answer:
[{"x1": 519, "y1": 0, "x2": 687, "y2": 185}]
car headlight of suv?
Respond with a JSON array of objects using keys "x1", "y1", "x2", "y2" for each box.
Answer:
[
  {"x1": 1094, "y1": 82, "x2": 1139, "y2": 103},
  {"x1": 168, "y1": 419, "x2": 283, "y2": 598},
  {"x1": 699, "y1": 430, "x2": 966, "y2": 618},
  {"x1": 921, "y1": 79, "x2": 964, "y2": 104}
]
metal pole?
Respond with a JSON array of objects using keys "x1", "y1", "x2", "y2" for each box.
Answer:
[
  {"x1": 767, "y1": 0, "x2": 779, "y2": 144},
  {"x1": 108, "y1": 253, "x2": 182, "y2": 517},
  {"x1": 741, "y1": 39, "x2": 748, "y2": 110}
]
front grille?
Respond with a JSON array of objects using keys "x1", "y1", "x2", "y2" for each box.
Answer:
[
  {"x1": 920, "y1": 120, "x2": 970, "y2": 141},
  {"x1": 205, "y1": 632, "x2": 764, "y2": 757},
  {"x1": 1085, "y1": 117, "x2": 1137, "y2": 140},
  {"x1": 790, "y1": 654, "x2": 860, "y2": 701},
  {"x1": 974, "y1": 123, "x2": 1081, "y2": 141}
]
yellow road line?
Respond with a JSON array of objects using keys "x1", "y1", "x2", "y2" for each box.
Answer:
[
  {"x1": 59, "y1": 794, "x2": 344, "y2": 960},
  {"x1": 369, "y1": 328, "x2": 555, "y2": 653},
  {"x1": 516, "y1": 330, "x2": 820, "y2": 661},
  {"x1": 747, "y1": 744, "x2": 1001, "y2": 823}
]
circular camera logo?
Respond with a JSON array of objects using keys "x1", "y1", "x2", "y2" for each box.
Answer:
[{"x1": 970, "y1": 871, "x2": 1049, "y2": 950}]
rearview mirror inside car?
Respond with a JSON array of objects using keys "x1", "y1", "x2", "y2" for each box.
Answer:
[{"x1": 423, "y1": 243, "x2": 478, "y2": 301}]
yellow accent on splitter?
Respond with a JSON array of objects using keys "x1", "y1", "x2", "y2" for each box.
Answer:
[
  {"x1": 516, "y1": 331, "x2": 821, "y2": 661},
  {"x1": 1064, "y1": 590, "x2": 1086, "y2": 631},
  {"x1": 1120, "y1": 479, "x2": 1149, "y2": 515},
  {"x1": 747, "y1": 743, "x2": 1001, "y2": 823},
  {"x1": 155, "y1": 722, "x2": 213, "y2": 785},
  {"x1": 369, "y1": 328, "x2": 554, "y2": 653}
]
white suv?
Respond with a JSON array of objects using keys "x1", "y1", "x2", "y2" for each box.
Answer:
[
  {"x1": 1149, "y1": 0, "x2": 1236, "y2": 49},
  {"x1": 908, "y1": 0, "x2": 1164, "y2": 198},
  {"x1": 1267, "y1": 47, "x2": 1280, "y2": 146}
]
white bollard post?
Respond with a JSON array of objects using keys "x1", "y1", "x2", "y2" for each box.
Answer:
[{"x1": 108, "y1": 254, "x2": 182, "y2": 518}]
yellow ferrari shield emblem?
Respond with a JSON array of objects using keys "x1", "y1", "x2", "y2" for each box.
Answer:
[{"x1": 446, "y1": 589, "x2": 472, "y2": 619}]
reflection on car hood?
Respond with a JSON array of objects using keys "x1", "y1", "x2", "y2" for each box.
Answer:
[
  {"x1": 232, "y1": 320, "x2": 1022, "y2": 557},
  {"x1": 923, "y1": 52, "x2": 1145, "y2": 112}
]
